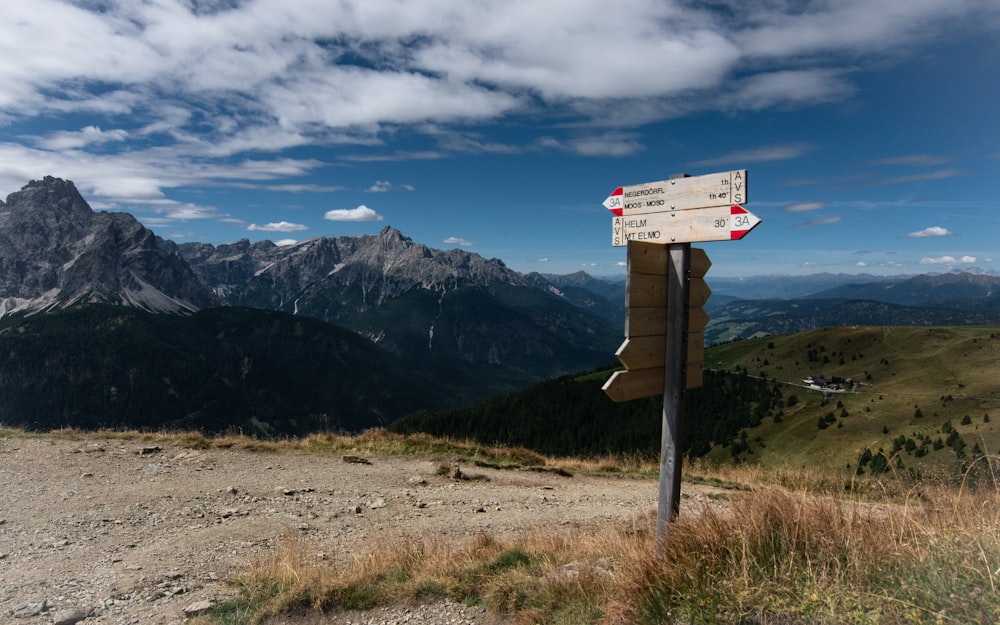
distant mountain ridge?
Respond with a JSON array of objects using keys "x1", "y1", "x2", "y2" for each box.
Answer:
[
  {"x1": 703, "y1": 298, "x2": 1000, "y2": 344},
  {"x1": 0, "y1": 177, "x2": 620, "y2": 408},
  {"x1": 806, "y1": 273, "x2": 1000, "y2": 310},
  {"x1": 708, "y1": 271, "x2": 1000, "y2": 302},
  {"x1": 703, "y1": 272, "x2": 1000, "y2": 343},
  {"x1": 166, "y1": 226, "x2": 618, "y2": 379}
]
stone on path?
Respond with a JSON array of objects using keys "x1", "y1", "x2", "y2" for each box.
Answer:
[
  {"x1": 52, "y1": 608, "x2": 90, "y2": 625},
  {"x1": 183, "y1": 600, "x2": 214, "y2": 616},
  {"x1": 12, "y1": 597, "x2": 47, "y2": 618}
]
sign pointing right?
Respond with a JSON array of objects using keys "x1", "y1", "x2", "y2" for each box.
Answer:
[{"x1": 612, "y1": 204, "x2": 761, "y2": 247}]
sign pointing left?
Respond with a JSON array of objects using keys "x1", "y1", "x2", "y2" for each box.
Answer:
[
  {"x1": 604, "y1": 187, "x2": 624, "y2": 216},
  {"x1": 604, "y1": 169, "x2": 747, "y2": 217}
]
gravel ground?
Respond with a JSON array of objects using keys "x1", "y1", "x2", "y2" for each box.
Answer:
[{"x1": 0, "y1": 435, "x2": 720, "y2": 624}]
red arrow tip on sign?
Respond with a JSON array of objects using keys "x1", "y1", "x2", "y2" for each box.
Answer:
[
  {"x1": 729, "y1": 205, "x2": 761, "y2": 240},
  {"x1": 603, "y1": 187, "x2": 624, "y2": 215}
]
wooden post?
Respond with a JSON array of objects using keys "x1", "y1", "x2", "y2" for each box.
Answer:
[
  {"x1": 604, "y1": 169, "x2": 747, "y2": 553},
  {"x1": 656, "y1": 242, "x2": 689, "y2": 554}
]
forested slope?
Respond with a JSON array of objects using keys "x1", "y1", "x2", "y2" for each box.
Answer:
[{"x1": 391, "y1": 369, "x2": 780, "y2": 458}]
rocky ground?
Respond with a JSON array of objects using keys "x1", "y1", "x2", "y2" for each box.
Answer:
[{"x1": 0, "y1": 435, "x2": 722, "y2": 624}]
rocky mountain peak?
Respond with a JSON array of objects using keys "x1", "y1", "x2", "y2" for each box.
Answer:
[
  {"x1": 0, "y1": 177, "x2": 216, "y2": 316},
  {"x1": 0, "y1": 176, "x2": 94, "y2": 242},
  {"x1": 376, "y1": 225, "x2": 412, "y2": 246},
  {"x1": 4, "y1": 176, "x2": 92, "y2": 219}
]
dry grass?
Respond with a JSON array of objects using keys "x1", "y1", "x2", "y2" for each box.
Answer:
[
  {"x1": 227, "y1": 522, "x2": 632, "y2": 625},
  {"x1": 27, "y1": 427, "x2": 555, "y2": 467},
  {"x1": 218, "y1": 460, "x2": 1000, "y2": 625},
  {"x1": 24, "y1": 427, "x2": 669, "y2": 479},
  {"x1": 610, "y1": 482, "x2": 1000, "y2": 624}
]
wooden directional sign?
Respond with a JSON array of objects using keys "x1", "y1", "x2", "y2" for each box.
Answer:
[
  {"x1": 628, "y1": 307, "x2": 709, "y2": 336},
  {"x1": 612, "y1": 205, "x2": 761, "y2": 247},
  {"x1": 626, "y1": 243, "x2": 710, "y2": 278},
  {"x1": 627, "y1": 242, "x2": 710, "y2": 275},
  {"x1": 615, "y1": 334, "x2": 704, "y2": 370},
  {"x1": 604, "y1": 241, "x2": 712, "y2": 400},
  {"x1": 625, "y1": 275, "x2": 711, "y2": 309},
  {"x1": 603, "y1": 362, "x2": 704, "y2": 401},
  {"x1": 603, "y1": 368, "x2": 664, "y2": 402},
  {"x1": 604, "y1": 169, "x2": 747, "y2": 217}
]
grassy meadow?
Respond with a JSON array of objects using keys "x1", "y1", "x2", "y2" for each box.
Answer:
[{"x1": 703, "y1": 325, "x2": 1000, "y2": 479}]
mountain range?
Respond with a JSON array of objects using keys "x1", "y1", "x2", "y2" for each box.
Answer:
[
  {"x1": 0, "y1": 176, "x2": 621, "y2": 431},
  {"x1": 701, "y1": 272, "x2": 1000, "y2": 343},
  {"x1": 2, "y1": 175, "x2": 999, "y2": 434}
]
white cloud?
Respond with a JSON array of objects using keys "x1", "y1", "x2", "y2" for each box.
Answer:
[
  {"x1": 908, "y1": 226, "x2": 954, "y2": 238},
  {"x1": 258, "y1": 183, "x2": 343, "y2": 193},
  {"x1": 864, "y1": 169, "x2": 963, "y2": 186},
  {"x1": 731, "y1": 69, "x2": 855, "y2": 110},
  {"x1": 3, "y1": 1, "x2": 988, "y2": 134},
  {"x1": 158, "y1": 202, "x2": 222, "y2": 221},
  {"x1": 443, "y1": 236, "x2": 473, "y2": 247},
  {"x1": 275, "y1": 239, "x2": 299, "y2": 246},
  {"x1": 35, "y1": 126, "x2": 129, "y2": 150},
  {"x1": 870, "y1": 154, "x2": 949, "y2": 167},
  {"x1": 782, "y1": 201, "x2": 826, "y2": 213},
  {"x1": 247, "y1": 221, "x2": 309, "y2": 233},
  {"x1": 365, "y1": 180, "x2": 413, "y2": 192},
  {"x1": 920, "y1": 255, "x2": 976, "y2": 265},
  {"x1": 794, "y1": 216, "x2": 843, "y2": 228},
  {"x1": 0, "y1": 142, "x2": 325, "y2": 206},
  {"x1": 692, "y1": 143, "x2": 812, "y2": 167},
  {"x1": 324, "y1": 205, "x2": 384, "y2": 222},
  {"x1": 545, "y1": 132, "x2": 645, "y2": 158},
  {"x1": 340, "y1": 151, "x2": 443, "y2": 163},
  {"x1": 90, "y1": 178, "x2": 166, "y2": 201},
  {"x1": 737, "y1": 1, "x2": 975, "y2": 58}
]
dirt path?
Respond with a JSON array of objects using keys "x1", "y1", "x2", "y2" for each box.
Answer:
[{"x1": 0, "y1": 435, "x2": 720, "y2": 624}]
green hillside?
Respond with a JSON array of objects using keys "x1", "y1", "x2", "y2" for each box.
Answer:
[
  {"x1": 394, "y1": 325, "x2": 999, "y2": 480},
  {"x1": 706, "y1": 325, "x2": 1000, "y2": 475}
]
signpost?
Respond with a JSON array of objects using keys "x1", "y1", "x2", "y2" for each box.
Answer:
[
  {"x1": 603, "y1": 169, "x2": 747, "y2": 216},
  {"x1": 612, "y1": 204, "x2": 761, "y2": 246},
  {"x1": 601, "y1": 169, "x2": 759, "y2": 554}
]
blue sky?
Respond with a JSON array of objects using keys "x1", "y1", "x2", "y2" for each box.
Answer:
[{"x1": 1, "y1": 1, "x2": 998, "y2": 278}]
